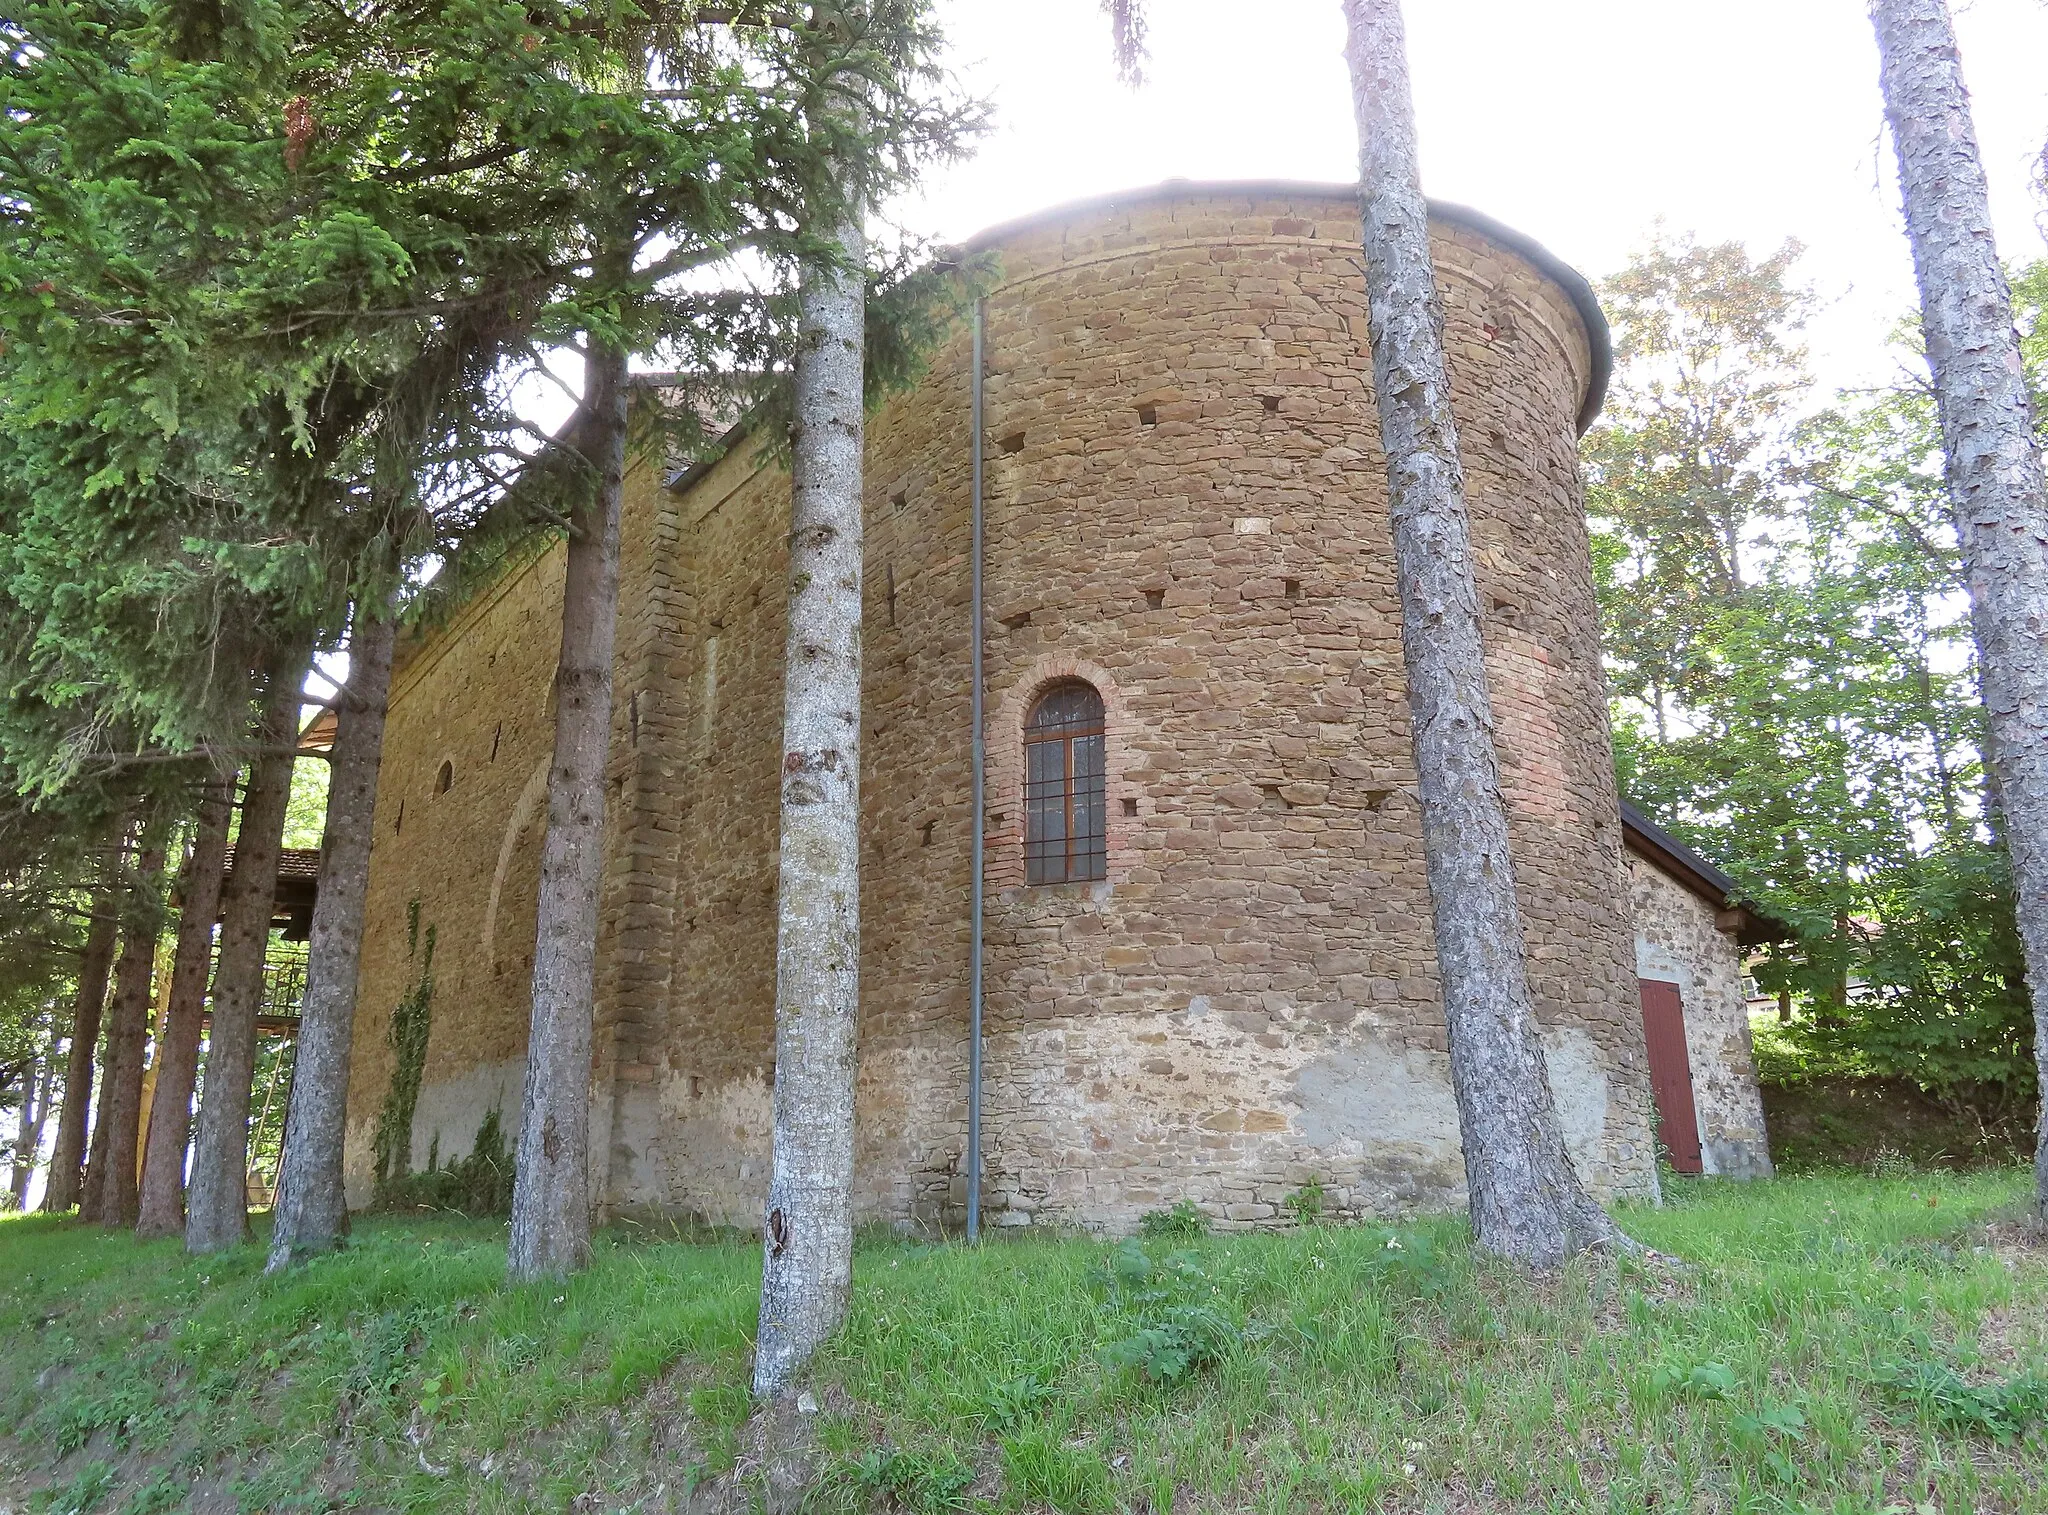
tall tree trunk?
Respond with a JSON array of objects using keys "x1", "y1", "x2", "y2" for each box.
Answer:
[
  {"x1": 85, "y1": 835, "x2": 167, "y2": 1227},
  {"x1": 1341, "y1": 0, "x2": 1626, "y2": 1266},
  {"x1": 186, "y1": 654, "x2": 304, "y2": 1253},
  {"x1": 9, "y1": 1054, "x2": 53, "y2": 1209},
  {"x1": 78, "y1": 823, "x2": 145, "y2": 1224},
  {"x1": 268, "y1": 601, "x2": 397, "y2": 1267},
  {"x1": 136, "y1": 772, "x2": 234, "y2": 1238},
  {"x1": 507, "y1": 341, "x2": 628, "y2": 1281},
  {"x1": 1872, "y1": 0, "x2": 2048, "y2": 1216},
  {"x1": 754, "y1": 192, "x2": 868, "y2": 1398},
  {"x1": 45, "y1": 889, "x2": 118, "y2": 1212}
]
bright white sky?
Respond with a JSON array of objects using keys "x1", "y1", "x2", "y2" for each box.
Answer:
[{"x1": 895, "y1": 0, "x2": 2048, "y2": 397}]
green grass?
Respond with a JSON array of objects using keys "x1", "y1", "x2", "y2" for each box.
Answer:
[{"x1": 1, "y1": 1171, "x2": 2043, "y2": 1512}]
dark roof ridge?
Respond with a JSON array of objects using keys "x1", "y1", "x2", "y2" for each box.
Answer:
[{"x1": 664, "y1": 179, "x2": 1614, "y2": 496}]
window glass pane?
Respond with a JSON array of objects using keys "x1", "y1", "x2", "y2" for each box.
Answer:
[
  {"x1": 1024, "y1": 736, "x2": 1067, "y2": 885},
  {"x1": 1026, "y1": 682, "x2": 1105, "y2": 736},
  {"x1": 1073, "y1": 732, "x2": 1107, "y2": 880},
  {"x1": 1023, "y1": 682, "x2": 1107, "y2": 888},
  {"x1": 1074, "y1": 732, "x2": 1104, "y2": 780}
]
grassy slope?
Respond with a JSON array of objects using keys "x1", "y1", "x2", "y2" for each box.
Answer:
[
  {"x1": 0, "y1": 1172, "x2": 2042, "y2": 1514},
  {"x1": 1762, "y1": 1078, "x2": 2036, "y2": 1173}
]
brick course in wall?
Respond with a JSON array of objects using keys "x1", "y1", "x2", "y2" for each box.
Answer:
[{"x1": 343, "y1": 182, "x2": 1664, "y2": 1230}]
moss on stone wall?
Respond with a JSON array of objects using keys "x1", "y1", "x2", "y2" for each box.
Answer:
[{"x1": 372, "y1": 901, "x2": 436, "y2": 1196}]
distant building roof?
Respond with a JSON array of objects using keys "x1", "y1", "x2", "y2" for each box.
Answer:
[
  {"x1": 217, "y1": 845, "x2": 321, "y2": 941},
  {"x1": 1619, "y1": 800, "x2": 1789, "y2": 947},
  {"x1": 298, "y1": 705, "x2": 337, "y2": 753}
]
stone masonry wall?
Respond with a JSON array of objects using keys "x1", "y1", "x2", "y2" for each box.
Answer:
[
  {"x1": 343, "y1": 440, "x2": 677, "y2": 1209},
  {"x1": 1629, "y1": 856, "x2": 1775, "y2": 1180},
  {"x1": 643, "y1": 185, "x2": 1660, "y2": 1230},
  {"x1": 344, "y1": 183, "x2": 1663, "y2": 1230},
  {"x1": 949, "y1": 189, "x2": 1657, "y2": 1228}
]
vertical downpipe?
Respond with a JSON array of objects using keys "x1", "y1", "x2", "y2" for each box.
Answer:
[{"x1": 966, "y1": 299, "x2": 987, "y2": 1241}]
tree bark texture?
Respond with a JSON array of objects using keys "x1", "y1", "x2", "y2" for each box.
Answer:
[
  {"x1": 84, "y1": 838, "x2": 167, "y2": 1227},
  {"x1": 268, "y1": 603, "x2": 397, "y2": 1267},
  {"x1": 79, "y1": 828, "x2": 152, "y2": 1226},
  {"x1": 754, "y1": 197, "x2": 868, "y2": 1398},
  {"x1": 507, "y1": 342, "x2": 628, "y2": 1281},
  {"x1": 1872, "y1": 0, "x2": 2048, "y2": 1215},
  {"x1": 78, "y1": 1030, "x2": 114, "y2": 1220},
  {"x1": 10, "y1": 1055, "x2": 53, "y2": 1209},
  {"x1": 44, "y1": 896, "x2": 117, "y2": 1212},
  {"x1": 186, "y1": 658, "x2": 303, "y2": 1253},
  {"x1": 1342, "y1": 0, "x2": 1626, "y2": 1266},
  {"x1": 136, "y1": 772, "x2": 234, "y2": 1238}
]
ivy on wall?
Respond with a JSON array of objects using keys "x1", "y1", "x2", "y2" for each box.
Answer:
[{"x1": 372, "y1": 900, "x2": 436, "y2": 1196}]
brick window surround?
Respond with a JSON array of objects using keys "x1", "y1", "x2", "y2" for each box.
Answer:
[
  {"x1": 1023, "y1": 681, "x2": 1108, "y2": 884},
  {"x1": 985, "y1": 655, "x2": 1141, "y2": 892}
]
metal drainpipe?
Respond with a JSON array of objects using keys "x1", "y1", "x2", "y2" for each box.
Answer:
[{"x1": 966, "y1": 297, "x2": 987, "y2": 1242}]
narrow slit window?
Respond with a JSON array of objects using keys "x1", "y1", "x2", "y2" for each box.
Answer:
[{"x1": 1024, "y1": 681, "x2": 1107, "y2": 885}]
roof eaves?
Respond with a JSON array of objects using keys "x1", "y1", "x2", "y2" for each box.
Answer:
[
  {"x1": 1619, "y1": 799, "x2": 1791, "y2": 946},
  {"x1": 958, "y1": 179, "x2": 1611, "y2": 435},
  {"x1": 660, "y1": 179, "x2": 1616, "y2": 506}
]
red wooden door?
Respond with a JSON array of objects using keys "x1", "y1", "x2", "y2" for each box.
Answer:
[{"x1": 1637, "y1": 979, "x2": 1703, "y2": 1174}]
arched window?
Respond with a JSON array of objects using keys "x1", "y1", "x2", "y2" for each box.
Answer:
[{"x1": 1024, "y1": 681, "x2": 1107, "y2": 885}]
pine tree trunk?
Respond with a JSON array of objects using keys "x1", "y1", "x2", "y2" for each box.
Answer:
[
  {"x1": 268, "y1": 602, "x2": 397, "y2": 1267},
  {"x1": 507, "y1": 341, "x2": 628, "y2": 1281},
  {"x1": 79, "y1": 1044, "x2": 114, "y2": 1220},
  {"x1": 754, "y1": 194, "x2": 867, "y2": 1398},
  {"x1": 136, "y1": 773, "x2": 234, "y2": 1238},
  {"x1": 87, "y1": 838, "x2": 166, "y2": 1227},
  {"x1": 79, "y1": 827, "x2": 145, "y2": 1225},
  {"x1": 1341, "y1": 0, "x2": 1627, "y2": 1266},
  {"x1": 186, "y1": 656, "x2": 303, "y2": 1254},
  {"x1": 10, "y1": 1055, "x2": 53, "y2": 1209},
  {"x1": 1871, "y1": 0, "x2": 2048, "y2": 1216},
  {"x1": 45, "y1": 891, "x2": 118, "y2": 1212}
]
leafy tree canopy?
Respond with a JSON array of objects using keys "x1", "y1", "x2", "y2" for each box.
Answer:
[{"x1": 1587, "y1": 232, "x2": 2041, "y2": 1121}]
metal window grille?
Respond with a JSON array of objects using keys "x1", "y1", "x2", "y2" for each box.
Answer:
[{"x1": 1024, "y1": 681, "x2": 1107, "y2": 885}]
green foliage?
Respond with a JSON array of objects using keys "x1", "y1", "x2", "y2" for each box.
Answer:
[
  {"x1": 1759, "y1": 1068, "x2": 2034, "y2": 1170},
  {"x1": 1280, "y1": 1176, "x2": 1325, "y2": 1226},
  {"x1": 245, "y1": 1030, "x2": 296, "y2": 1191},
  {"x1": 1353, "y1": 1226, "x2": 1461, "y2": 1300},
  {"x1": 0, "y1": 0, "x2": 985, "y2": 807},
  {"x1": 370, "y1": 900, "x2": 433, "y2": 1194},
  {"x1": 34, "y1": 1459, "x2": 117, "y2": 1515},
  {"x1": 1877, "y1": 1360, "x2": 2048, "y2": 1442},
  {"x1": 1588, "y1": 233, "x2": 2042, "y2": 1116},
  {"x1": 1136, "y1": 1198, "x2": 1209, "y2": 1240},
  {"x1": 279, "y1": 758, "x2": 328, "y2": 851},
  {"x1": 1092, "y1": 1241, "x2": 1238, "y2": 1384},
  {"x1": 1649, "y1": 1358, "x2": 1740, "y2": 1401},
  {"x1": 373, "y1": 1107, "x2": 514, "y2": 1219},
  {"x1": 976, "y1": 1371, "x2": 1055, "y2": 1434},
  {"x1": 1099, "y1": 1302, "x2": 1237, "y2": 1386},
  {"x1": 1729, "y1": 1398, "x2": 1809, "y2": 1484},
  {"x1": 835, "y1": 1442, "x2": 976, "y2": 1512}
]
